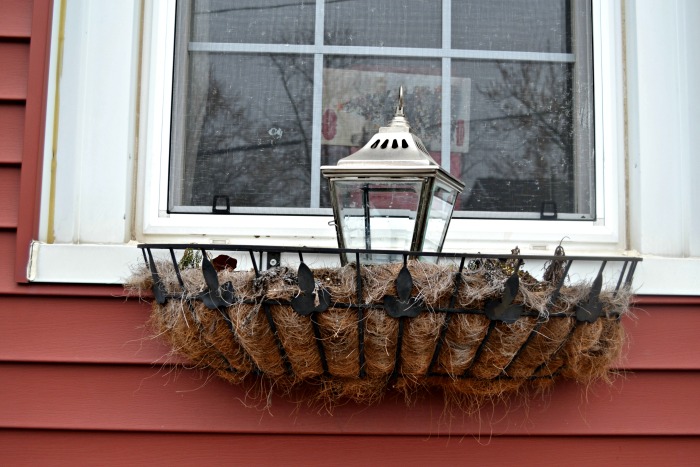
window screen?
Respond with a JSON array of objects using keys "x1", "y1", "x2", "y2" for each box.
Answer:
[{"x1": 168, "y1": 0, "x2": 594, "y2": 220}]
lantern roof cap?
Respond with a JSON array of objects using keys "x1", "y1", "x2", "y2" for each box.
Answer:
[
  {"x1": 333, "y1": 86, "x2": 435, "y2": 167},
  {"x1": 321, "y1": 87, "x2": 465, "y2": 192}
]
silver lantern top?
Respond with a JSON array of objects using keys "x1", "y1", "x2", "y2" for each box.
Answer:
[
  {"x1": 321, "y1": 86, "x2": 465, "y2": 264},
  {"x1": 321, "y1": 87, "x2": 465, "y2": 194}
]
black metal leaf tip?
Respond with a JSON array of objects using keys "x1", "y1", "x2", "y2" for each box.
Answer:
[
  {"x1": 198, "y1": 252, "x2": 236, "y2": 310},
  {"x1": 485, "y1": 262, "x2": 523, "y2": 323},
  {"x1": 384, "y1": 265, "x2": 423, "y2": 318},
  {"x1": 200, "y1": 281, "x2": 236, "y2": 310},
  {"x1": 291, "y1": 263, "x2": 331, "y2": 316},
  {"x1": 201, "y1": 252, "x2": 220, "y2": 292},
  {"x1": 146, "y1": 249, "x2": 167, "y2": 305},
  {"x1": 576, "y1": 264, "x2": 605, "y2": 323}
]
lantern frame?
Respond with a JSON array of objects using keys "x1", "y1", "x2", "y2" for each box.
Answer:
[{"x1": 321, "y1": 88, "x2": 465, "y2": 263}]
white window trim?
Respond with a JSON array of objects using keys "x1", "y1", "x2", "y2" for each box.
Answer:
[
  {"x1": 140, "y1": 0, "x2": 616, "y2": 245},
  {"x1": 29, "y1": 0, "x2": 700, "y2": 296}
]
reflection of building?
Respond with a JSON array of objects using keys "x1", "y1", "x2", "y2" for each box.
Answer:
[
  {"x1": 2, "y1": 1, "x2": 700, "y2": 464},
  {"x1": 463, "y1": 178, "x2": 572, "y2": 215}
]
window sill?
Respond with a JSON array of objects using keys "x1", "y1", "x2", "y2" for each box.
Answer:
[{"x1": 26, "y1": 240, "x2": 700, "y2": 295}]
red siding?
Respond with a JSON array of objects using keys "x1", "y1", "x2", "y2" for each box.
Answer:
[
  {"x1": 0, "y1": 43, "x2": 29, "y2": 100},
  {"x1": 2, "y1": 432, "x2": 698, "y2": 467},
  {"x1": 0, "y1": 103, "x2": 24, "y2": 164},
  {"x1": 0, "y1": 1, "x2": 698, "y2": 465},
  {"x1": 0, "y1": 166, "x2": 20, "y2": 228},
  {"x1": 2, "y1": 364, "x2": 700, "y2": 435},
  {"x1": 1, "y1": 296, "x2": 699, "y2": 370},
  {"x1": 0, "y1": 0, "x2": 33, "y2": 39}
]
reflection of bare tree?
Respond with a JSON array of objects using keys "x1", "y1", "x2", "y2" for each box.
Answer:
[
  {"x1": 187, "y1": 26, "x2": 361, "y2": 210},
  {"x1": 190, "y1": 55, "x2": 314, "y2": 209},
  {"x1": 459, "y1": 61, "x2": 576, "y2": 212},
  {"x1": 480, "y1": 62, "x2": 573, "y2": 181},
  {"x1": 268, "y1": 54, "x2": 313, "y2": 166},
  {"x1": 340, "y1": 86, "x2": 457, "y2": 144},
  {"x1": 197, "y1": 81, "x2": 252, "y2": 156}
]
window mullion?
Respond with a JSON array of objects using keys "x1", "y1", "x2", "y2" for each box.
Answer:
[
  {"x1": 441, "y1": 0, "x2": 452, "y2": 172},
  {"x1": 309, "y1": 0, "x2": 326, "y2": 208}
]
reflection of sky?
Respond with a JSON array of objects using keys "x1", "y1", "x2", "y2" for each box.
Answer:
[
  {"x1": 193, "y1": 0, "x2": 315, "y2": 44},
  {"x1": 195, "y1": 0, "x2": 569, "y2": 53}
]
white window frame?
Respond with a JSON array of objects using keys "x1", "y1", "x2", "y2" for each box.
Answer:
[
  {"x1": 28, "y1": 0, "x2": 700, "y2": 295},
  {"x1": 141, "y1": 0, "x2": 617, "y2": 245}
]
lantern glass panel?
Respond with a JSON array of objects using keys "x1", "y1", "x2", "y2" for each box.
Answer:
[
  {"x1": 333, "y1": 179, "x2": 423, "y2": 262},
  {"x1": 422, "y1": 181, "x2": 459, "y2": 253}
]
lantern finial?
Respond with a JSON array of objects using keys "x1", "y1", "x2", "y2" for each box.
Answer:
[{"x1": 396, "y1": 86, "x2": 405, "y2": 117}]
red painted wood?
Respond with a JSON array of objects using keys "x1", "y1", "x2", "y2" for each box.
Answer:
[
  {"x1": 0, "y1": 42, "x2": 29, "y2": 99},
  {"x1": 1, "y1": 431, "x2": 699, "y2": 467},
  {"x1": 1, "y1": 364, "x2": 699, "y2": 435},
  {"x1": 0, "y1": 296, "x2": 182, "y2": 364},
  {"x1": 0, "y1": 103, "x2": 24, "y2": 164},
  {"x1": 0, "y1": 294, "x2": 698, "y2": 368},
  {"x1": 634, "y1": 295, "x2": 700, "y2": 306},
  {"x1": 15, "y1": 0, "x2": 52, "y2": 283},
  {"x1": 0, "y1": 0, "x2": 33, "y2": 39},
  {"x1": 626, "y1": 301, "x2": 700, "y2": 369},
  {"x1": 0, "y1": 166, "x2": 20, "y2": 228}
]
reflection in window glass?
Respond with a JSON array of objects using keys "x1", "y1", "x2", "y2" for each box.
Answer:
[
  {"x1": 319, "y1": 56, "x2": 442, "y2": 208},
  {"x1": 451, "y1": 0, "x2": 571, "y2": 53},
  {"x1": 170, "y1": 53, "x2": 314, "y2": 210},
  {"x1": 451, "y1": 59, "x2": 592, "y2": 216},
  {"x1": 325, "y1": 0, "x2": 441, "y2": 48},
  {"x1": 169, "y1": 0, "x2": 594, "y2": 220},
  {"x1": 424, "y1": 183, "x2": 458, "y2": 252},
  {"x1": 191, "y1": 0, "x2": 315, "y2": 45}
]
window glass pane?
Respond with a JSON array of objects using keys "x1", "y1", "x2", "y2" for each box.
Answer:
[
  {"x1": 169, "y1": 0, "x2": 594, "y2": 220},
  {"x1": 191, "y1": 0, "x2": 315, "y2": 44},
  {"x1": 423, "y1": 183, "x2": 458, "y2": 252},
  {"x1": 325, "y1": 0, "x2": 441, "y2": 48},
  {"x1": 451, "y1": 59, "x2": 593, "y2": 217},
  {"x1": 169, "y1": 52, "x2": 314, "y2": 211},
  {"x1": 334, "y1": 179, "x2": 421, "y2": 262},
  {"x1": 452, "y1": 0, "x2": 571, "y2": 53}
]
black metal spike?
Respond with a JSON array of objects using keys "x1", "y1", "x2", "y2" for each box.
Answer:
[
  {"x1": 384, "y1": 265, "x2": 423, "y2": 318},
  {"x1": 201, "y1": 251, "x2": 220, "y2": 292},
  {"x1": 484, "y1": 260, "x2": 523, "y2": 323},
  {"x1": 576, "y1": 262, "x2": 606, "y2": 322},
  {"x1": 198, "y1": 250, "x2": 236, "y2": 310},
  {"x1": 146, "y1": 248, "x2": 167, "y2": 305},
  {"x1": 291, "y1": 263, "x2": 331, "y2": 316}
]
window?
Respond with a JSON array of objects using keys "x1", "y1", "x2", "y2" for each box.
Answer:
[{"x1": 167, "y1": 0, "x2": 594, "y2": 221}]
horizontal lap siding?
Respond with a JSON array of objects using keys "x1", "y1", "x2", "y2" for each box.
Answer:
[
  {"x1": 0, "y1": 0, "x2": 33, "y2": 39},
  {"x1": 0, "y1": 166, "x2": 20, "y2": 228},
  {"x1": 0, "y1": 1, "x2": 698, "y2": 464},
  {"x1": 2, "y1": 432, "x2": 700, "y2": 467},
  {"x1": 2, "y1": 364, "x2": 700, "y2": 436},
  {"x1": 0, "y1": 42, "x2": 29, "y2": 100},
  {"x1": 0, "y1": 3, "x2": 29, "y2": 230},
  {"x1": 0, "y1": 103, "x2": 24, "y2": 164},
  {"x1": 1, "y1": 296, "x2": 698, "y2": 370}
]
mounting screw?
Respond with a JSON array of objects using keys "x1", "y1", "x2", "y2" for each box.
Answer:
[{"x1": 266, "y1": 252, "x2": 281, "y2": 269}]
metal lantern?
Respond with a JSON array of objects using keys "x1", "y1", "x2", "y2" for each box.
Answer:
[{"x1": 321, "y1": 87, "x2": 465, "y2": 263}]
